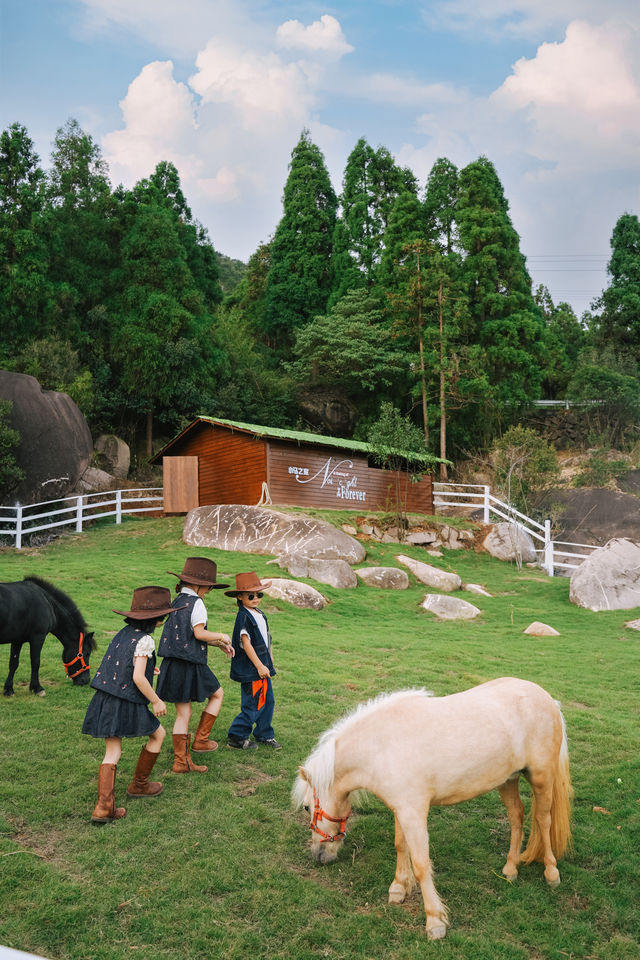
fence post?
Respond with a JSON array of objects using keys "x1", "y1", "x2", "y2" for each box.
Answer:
[
  {"x1": 16, "y1": 504, "x2": 23, "y2": 550},
  {"x1": 75, "y1": 495, "x2": 83, "y2": 533},
  {"x1": 483, "y1": 485, "x2": 490, "y2": 524},
  {"x1": 116, "y1": 489, "x2": 122, "y2": 524},
  {"x1": 544, "y1": 518, "x2": 554, "y2": 577}
]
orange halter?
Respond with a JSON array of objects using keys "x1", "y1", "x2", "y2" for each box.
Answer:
[
  {"x1": 310, "y1": 788, "x2": 351, "y2": 843},
  {"x1": 63, "y1": 631, "x2": 90, "y2": 679}
]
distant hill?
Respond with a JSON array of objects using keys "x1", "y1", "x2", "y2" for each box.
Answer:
[{"x1": 216, "y1": 252, "x2": 248, "y2": 294}]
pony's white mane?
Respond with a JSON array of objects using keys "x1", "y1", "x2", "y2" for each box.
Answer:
[{"x1": 292, "y1": 688, "x2": 433, "y2": 808}]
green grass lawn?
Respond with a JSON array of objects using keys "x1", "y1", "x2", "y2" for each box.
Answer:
[{"x1": 0, "y1": 514, "x2": 638, "y2": 960}]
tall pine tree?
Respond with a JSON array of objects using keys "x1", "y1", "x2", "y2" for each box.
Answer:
[
  {"x1": 0, "y1": 123, "x2": 53, "y2": 353},
  {"x1": 456, "y1": 157, "x2": 545, "y2": 429},
  {"x1": 264, "y1": 130, "x2": 337, "y2": 351}
]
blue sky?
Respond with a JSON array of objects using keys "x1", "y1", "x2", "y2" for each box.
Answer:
[{"x1": 3, "y1": 0, "x2": 640, "y2": 315}]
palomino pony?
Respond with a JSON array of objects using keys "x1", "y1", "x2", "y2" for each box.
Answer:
[
  {"x1": 293, "y1": 677, "x2": 572, "y2": 941},
  {"x1": 1, "y1": 577, "x2": 95, "y2": 696}
]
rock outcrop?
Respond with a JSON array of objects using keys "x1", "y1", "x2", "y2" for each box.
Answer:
[
  {"x1": 524, "y1": 621, "x2": 560, "y2": 636},
  {"x1": 264, "y1": 578, "x2": 327, "y2": 609},
  {"x1": 355, "y1": 567, "x2": 410, "y2": 589},
  {"x1": 0, "y1": 370, "x2": 93, "y2": 503},
  {"x1": 183, "y1": 504, "x2": 366, "y2": 564},
  {"x1": 395, "y1": 555, "x2": 462, "y2": 592},
  {"x1": 482, "y1": 522, "x2": 537, "y2": 564},
  {"x1": 276, "y1": 554, "x2": 358, "y2": 588},
  {"x1": 94, "y1": 434, "x2": 130, "y2": 479},
  {"x1": 569, "y1": 538, "x2": 640, "y2": 611},
  {"x1": 421, "y1": 595, "x2": 481, "y2": 620}
]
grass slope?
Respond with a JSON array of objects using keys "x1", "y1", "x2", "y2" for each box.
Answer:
[{"x1": 0, "y1": 515, "x2": 638, "y2": 960}]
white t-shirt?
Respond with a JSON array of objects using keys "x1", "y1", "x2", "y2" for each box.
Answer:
[
  {"x1": 241, "y1": 607, "x2": 270, "y2": 650},
  {"x1": 180, "y1": 586, "x2": 208, "y2": 629},
  {"x1": 133, "y1": 634, "x2": 155, "y2": 658}
]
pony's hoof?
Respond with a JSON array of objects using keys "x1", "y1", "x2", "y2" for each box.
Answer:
[
  {"x1": 388, "y1": 884, "x2": 407, "y2": 904},
  {"x1": 426, "y1": 920, "x2": 447, "y2": 941},
  {"x1": 35, "y1": 690, "x2": 46, "y2": 697},
  {"x1": 545, "y1": 868, "x2": 560, "y2": 887},
  {"x1": 3, "y1": 690, "x2": 14, "y2": 697},
  {"x1": 502, "y1": 867, "x2": 518, "y2": 882}
]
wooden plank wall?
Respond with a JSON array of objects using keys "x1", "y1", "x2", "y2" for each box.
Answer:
[
  {"x1": 161, "y1": 424, "x2": 433, "y2": 513},
  {"x1": 266, "y1": 442, "x2": 433, "y2": 513},
  {"x1": 164, "y1": 425, "x2": 267, "y2": 506}
]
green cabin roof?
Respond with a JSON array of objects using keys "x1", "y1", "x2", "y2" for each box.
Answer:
[{"x1": 152, "y1": 416, "x2": 441, "y2": 468}]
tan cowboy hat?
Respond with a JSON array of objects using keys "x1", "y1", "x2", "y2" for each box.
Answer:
[
  {"x1": 167, "y1": 557, "x2": 229, "y2": 589},
  {"x1": 113, "y1": 586, "x2": 181, "y2": 619},
  {"x1": 224, "y1": 571, "x2": 272, "y2": 597}
]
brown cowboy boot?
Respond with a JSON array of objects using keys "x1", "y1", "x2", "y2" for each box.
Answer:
[
  {"x1": 172, "y1": 733, "x2": 208, "y2": 773},
  {"x1": 192, "y1": 711, "x2": 219, "y2": 752},
  {"x1": 91, "y1": 763, "x2": 127, "y2": 824},
  {"x1": 126, "y1": 746, "x2": 164, "y2": 797}
]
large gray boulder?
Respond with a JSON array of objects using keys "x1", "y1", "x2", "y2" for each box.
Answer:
[
  {"x1": 264, "y1": 578, "x2": 327, "y2": 609},
  {"x1": 395, "y1": 555, "x2": 462, "y2": 592},
  {"x1": 94, "y1": 434, "x2": 130, "y2": 479},
  {"x1": 482, "y1": 522, "x2": 537, "y2": 564},
  {"x1": 0, "y1": 370, "x2": 93, "y2": 503},
  {"x1": 570, "y1": 538, "x2": 640, "y2": 611},
  {"x1": 356, "y1": 566, "x2": 409, "y2": 589},
  {"x1": 422, "y1": 594, "x2": 481, "y2": 620},
  {"x1": 276, "y1": 554, "x2": 358, "y2": 588},
  {"x1": 183, "y1": 504, "x2": 366, "y2": 564}
]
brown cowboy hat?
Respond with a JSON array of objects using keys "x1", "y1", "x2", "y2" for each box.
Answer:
[
  {"x1": 166, "y1": 557, "x2": 229, "y2": 589},
  {"x1": 113, "y1": 586, "x2": 181, "y2": 619},
  {"x1": 224, "y1": 571, "x2": 272, "y2": 597}
]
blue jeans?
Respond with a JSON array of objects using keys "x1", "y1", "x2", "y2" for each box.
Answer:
[{"x1": 227, "y1": 679, "x2": 275, "y2": 741}]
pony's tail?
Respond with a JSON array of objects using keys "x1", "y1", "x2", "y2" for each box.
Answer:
[{"x1": 521, "y1": 716, "x2": 573, "y2": 864}]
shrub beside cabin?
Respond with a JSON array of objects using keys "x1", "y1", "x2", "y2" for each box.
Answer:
[{"x1": 152, "y1": 417, "x2": 434, "y2": 515}]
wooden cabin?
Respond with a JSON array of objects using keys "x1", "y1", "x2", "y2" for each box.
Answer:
[{"x1": 151, "y1": 417, "x2": 434, "y2": 515}]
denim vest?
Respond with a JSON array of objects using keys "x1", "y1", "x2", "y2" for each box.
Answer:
[
  {"x1": 90, "y1": 624, "x2": 155, "y2": 704},
  {"x1": 158, "y1": 594, "x2": 207, "y2": 665},
  {"x1": 229, "y1": 605, "x2": 275, "y2": 683}
]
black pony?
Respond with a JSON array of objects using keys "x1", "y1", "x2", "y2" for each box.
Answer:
[{"x1": 1, "y1": 576, "x2": 96, "y2": 696}]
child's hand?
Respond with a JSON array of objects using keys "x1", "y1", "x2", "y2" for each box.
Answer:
[
  {"x1": 219, "y1": 635, "x2": 234, "y2": 658},
  {"x1": 153, "y1": 666, "x2": 160, "y2": 675},
  {"x1": 153, "y1": 698, "x2": 167, "y2": 717},
  {"x1": 258, "y1": 663, "x2": 270, "y2": 679}
]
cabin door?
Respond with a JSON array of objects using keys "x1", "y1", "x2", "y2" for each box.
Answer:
[{"x1": 163, "y1": 456, "x2": 199, "y2": 513}]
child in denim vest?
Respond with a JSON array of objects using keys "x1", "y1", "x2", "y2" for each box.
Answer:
[
  {"x1": 82, "y1": 586, "x2": 180, "y2": 824},
  {"x1": 225, "y1": 572, "x2": 280, "y2": 751},
  {"x1": 156, "y1": 557, "x2": 233, "y2": 773}
]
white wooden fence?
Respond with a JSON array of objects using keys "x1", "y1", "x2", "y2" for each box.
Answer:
[
  {"x1": 1, "y1": 482, "x2": 598, "y2": 575},
  {"x1": 433, "y1": 482, "x2": 597, "y2": 576},
  {"x1": 0, "y1": 488, "x2": 163, "y2": 549}
]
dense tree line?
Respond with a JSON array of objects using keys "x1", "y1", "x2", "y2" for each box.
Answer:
[{"x1": 1, "y1": 120, "x2": 639, "y2": 481}]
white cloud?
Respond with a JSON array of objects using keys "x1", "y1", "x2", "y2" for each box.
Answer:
[
  {"x1": 354, "y1": 72, "x2": 465, "y2": 107},
  {"x1": 100, "y1": 19, "x2": 350, "y2": 258},
  {"x1": 276, "y1": 14, "x2": 354, "y2": 58},
  {"x1": 102, "y1": 61, "x2": 201, "y2": 185},
  {"x1": 425, "y1": 0, "x2": 640, "y2": 39},
  {"x1": 492, "y1": 20, "x2": 640, "y2": 170},
  {"x1": 76, "y1": 0, "x2": 251, "y2": 57},
  {"x1": 189, "y1": 39, "x2": 316, "y2": 130}
]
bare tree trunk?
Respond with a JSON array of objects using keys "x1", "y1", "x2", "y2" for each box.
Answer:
[
  {"x1": 146, "y1": 410, "x2": 153, "y2": 459},
  {"x1": 418, "y1": 331, "x2": 429, "y2": 446},
  {"x1": 438, "y1": 281, "x2": 448, "y2": 481},
  {"x1": 415, "y1": 247, "x2": 429, "y2": 446}
]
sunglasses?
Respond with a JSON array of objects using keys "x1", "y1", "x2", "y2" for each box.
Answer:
[{"x1": 247, "y1": 592, "x2": 263, "y2": 600}]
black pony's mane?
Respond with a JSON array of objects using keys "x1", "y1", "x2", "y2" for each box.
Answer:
[{"x1": 24, "y1": 577, "x2": 96, "y2": 652}]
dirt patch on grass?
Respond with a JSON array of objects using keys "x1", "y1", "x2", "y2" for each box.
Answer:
[{"x1": 232, "y1": 766, "x2": 280, "y2": 797}]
